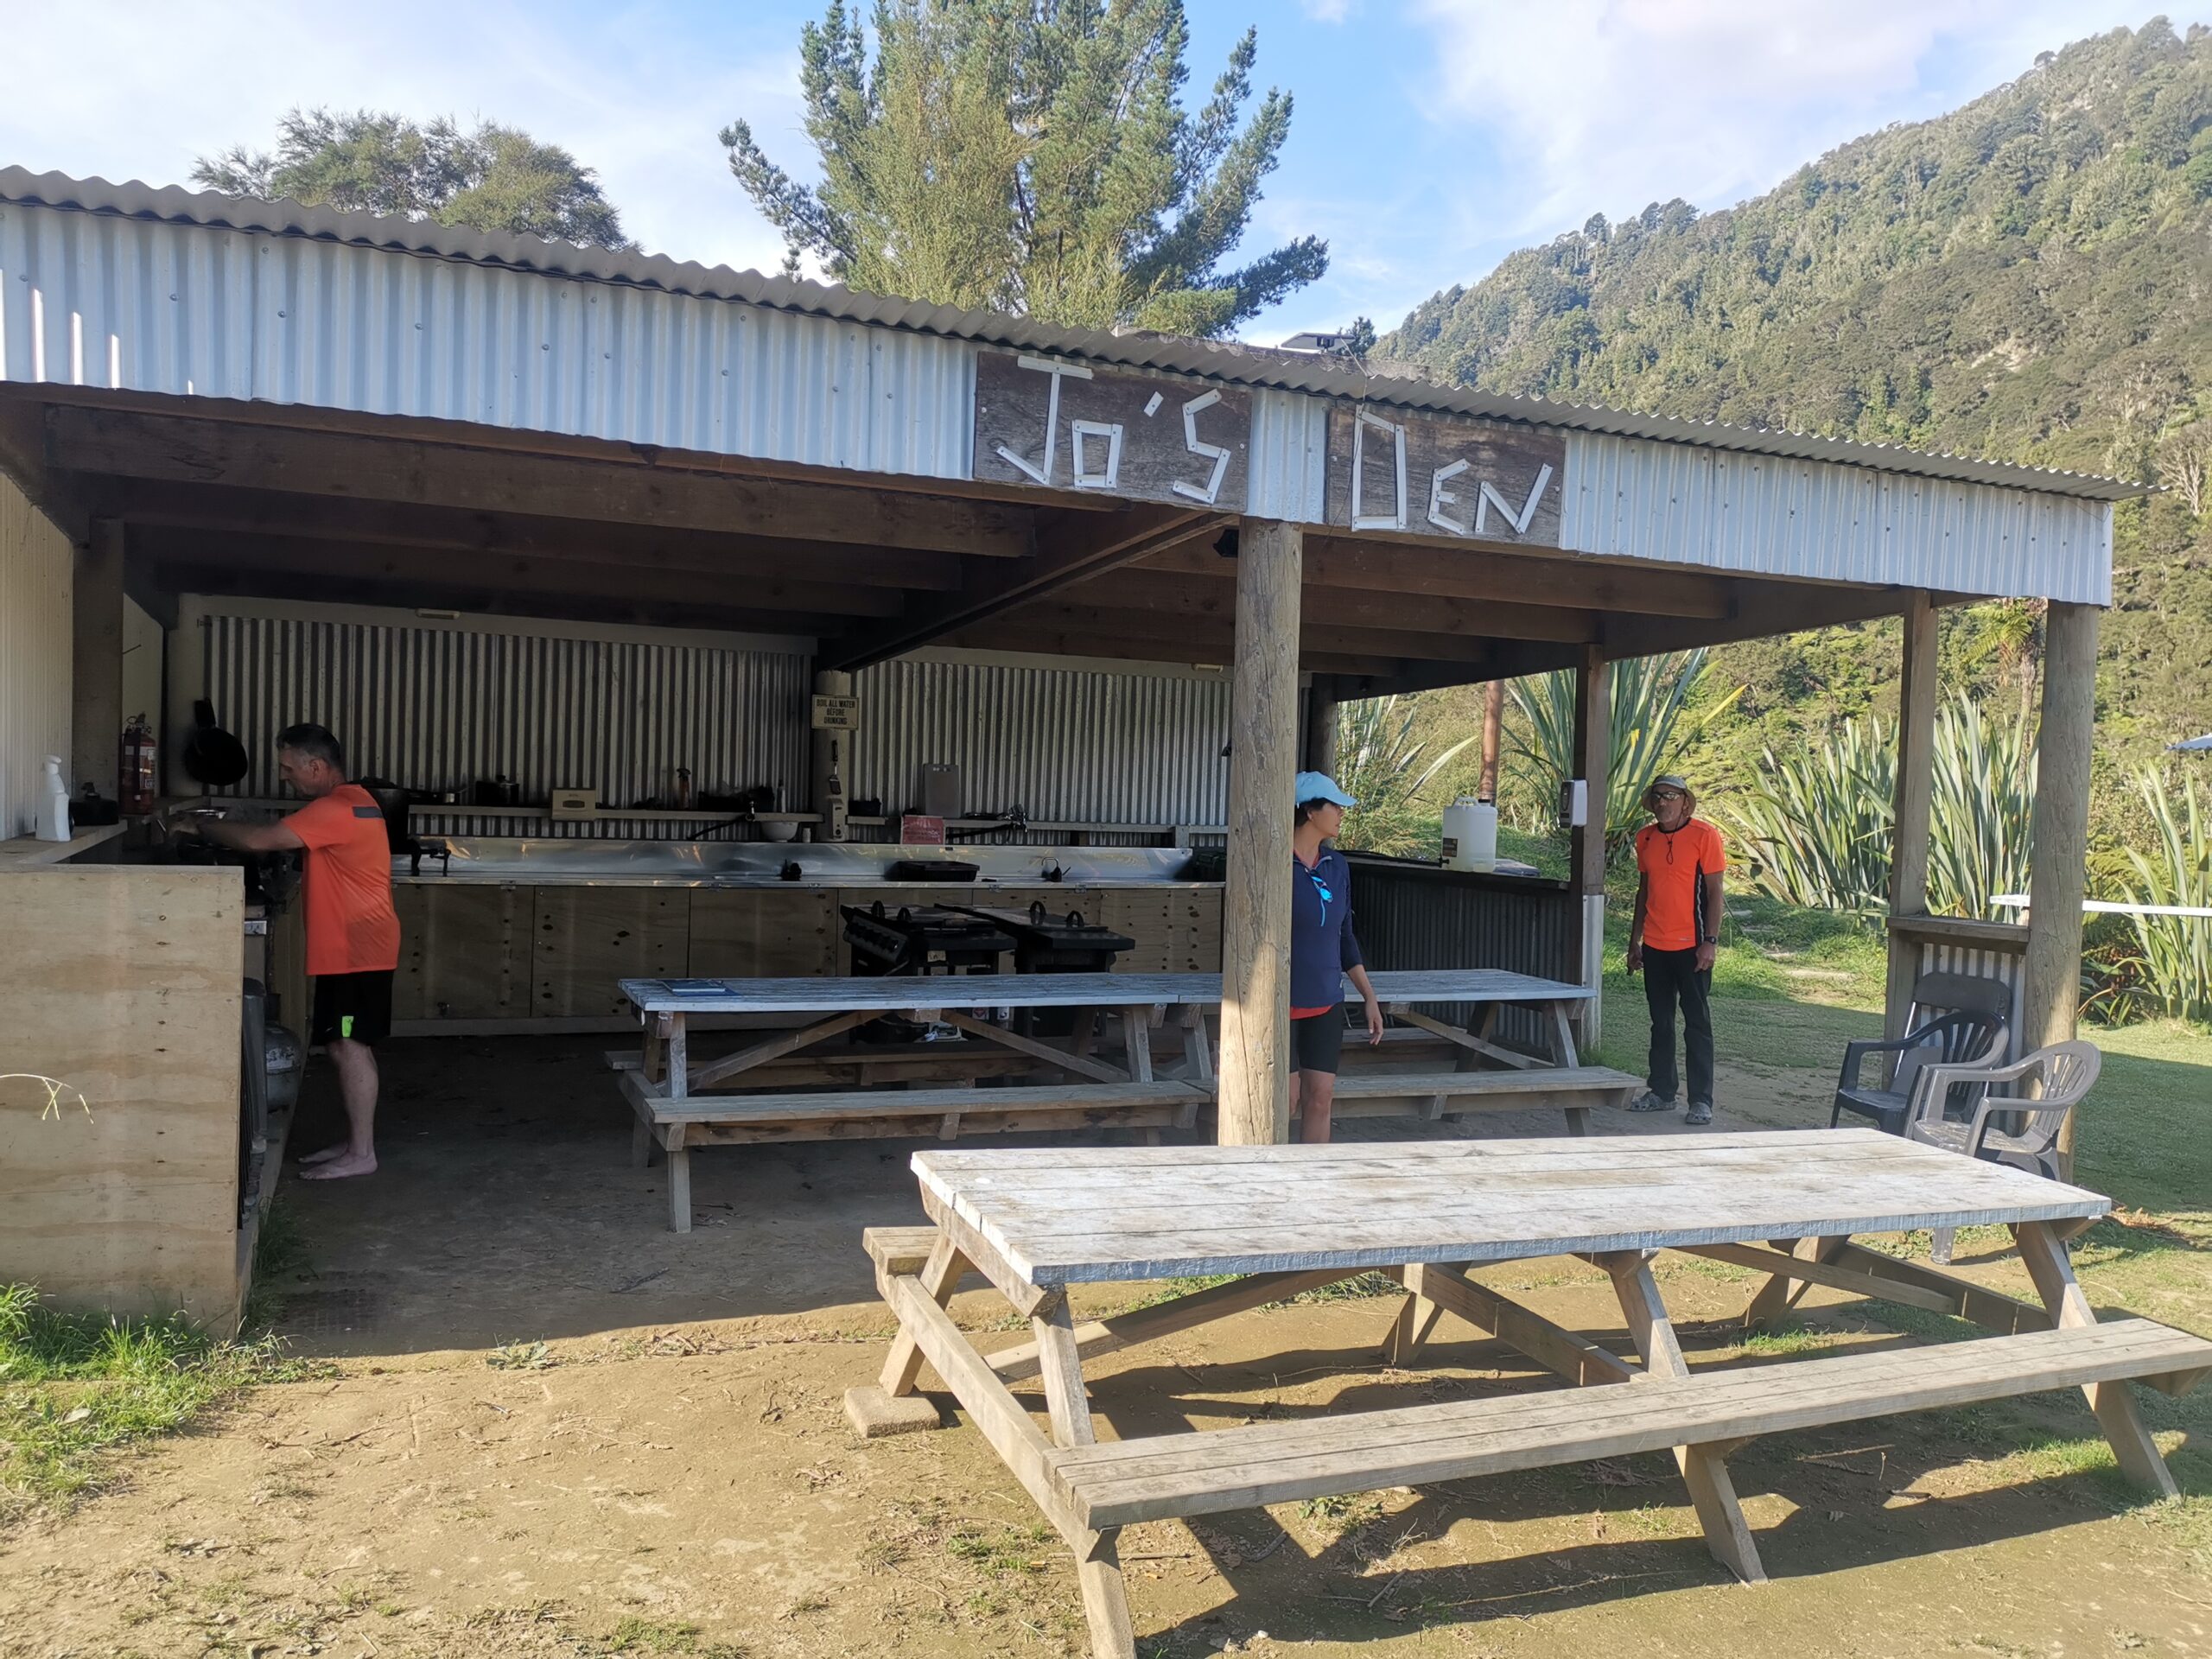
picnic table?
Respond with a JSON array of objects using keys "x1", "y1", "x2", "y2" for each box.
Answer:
[
  {"x1": 850, "y1": 1130, "x2": 2212, "y2": 1656},
  {"x1": 616, "y1": 969, "x2": 1635, "y2": 1229}
]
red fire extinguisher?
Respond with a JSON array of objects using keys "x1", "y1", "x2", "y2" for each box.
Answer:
[{"x1": 119, "y1": 715, "x2": 158, "y2": 816}]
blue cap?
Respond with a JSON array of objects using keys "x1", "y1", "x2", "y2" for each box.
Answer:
[{"x1": 1294, "y1": 772, "x2": 1358, "y2": 809}]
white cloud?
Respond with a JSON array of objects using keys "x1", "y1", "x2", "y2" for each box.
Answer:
[
  {"x1": 0, "y1": 0, "x2": 804, "y2": 274},
  {"x1": 1407, "y1": 0, "x2": 2164, "y2": 234},
  {"x1": 1301, "y1": 0, "x2": 1357, "y2": 21}
]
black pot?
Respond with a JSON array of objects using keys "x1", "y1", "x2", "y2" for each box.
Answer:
[{"x1": 181, "y1": 699, "x2": 250, "y2": 789}]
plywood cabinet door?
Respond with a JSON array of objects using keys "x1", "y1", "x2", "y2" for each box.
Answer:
[
  {"x1": 688, "y1": 889, "x2": 839, "y2": 978},
  {"x1": 532, "y1": 887, "x2": 688, "y2": 1018},
  {"x1": 1096, "y1": 887, "x2": 1222, "y2": 972},
  {"x1": 396, "y1": 884, "x2": 531, "y2": 1020}
]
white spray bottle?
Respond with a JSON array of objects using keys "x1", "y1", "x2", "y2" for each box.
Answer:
[{"x1": 37, "y1": 755, "x2": 71, "y2": 842}]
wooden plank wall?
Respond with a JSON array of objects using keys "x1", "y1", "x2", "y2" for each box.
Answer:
[{"x1": 0, "y1": 868, "x2": 245, "y2": 1327}]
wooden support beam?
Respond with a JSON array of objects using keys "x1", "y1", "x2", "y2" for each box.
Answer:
[
  {"x1": 2022, "y1": 601, "x2": 2101, "y2": 1178},
  {"x1": 1135, "y1": 538, "x2": 1738, "y2": 618},
  {"x1": 100, "y1": 479, "x2": 966, "y2": 589},
  {"x1": 969, "y1": 601, "x2": 1495, "y2": 664},
  {"x1": 141, "y1": 529, "x2": 908, "y2": 617},
  {"x1": 149, "y1": 559, "x2": 842, "y2": 639},
  {"x1": 1886, "y1": 591, "x2": 1939, "y2": 1039},
  {"x1": 1601, "y1": 579, "x2": 1911, "y2": 658},
  {"x1": 71, "y1": 519, "x2": 125, "y2": 798},
  {"x1": 821, "y1": 504, "x2": 1220, "y2": 671},
  {"x1": 1304, "y1": 677, "x2": 1338, "y2": 774},
  {"x1": 48, "y1": 404, "x2": 1033, "y2": 557},
  {"x1": 1570, "y1": 650, "x2": 1611, "y2": 1019},
  {"x1": 1401, "y1": 1262, "x2": 1637, "y2": 1385},
  {"x1": 1217, "y1": 518, "x2": 1302, "y2": 1146},
  {"x1": 1074, "y1": 569, "x2": 1600, "y2": 644}
]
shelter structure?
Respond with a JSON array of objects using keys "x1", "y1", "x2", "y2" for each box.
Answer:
[{"x1": 0, "y1": 168, "x2": 2139, "y2": 1320}]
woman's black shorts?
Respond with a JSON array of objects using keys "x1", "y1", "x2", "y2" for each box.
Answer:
[{"x1": 1292, "y1": 1007, "x2": 1344, "y2": 1074}]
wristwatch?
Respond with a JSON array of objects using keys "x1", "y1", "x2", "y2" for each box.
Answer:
[{"x1": 1700, "y1": 935, "x2": 1719, "y2": 944}]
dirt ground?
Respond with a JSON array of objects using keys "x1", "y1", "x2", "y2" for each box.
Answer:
[{"x1": 3, "y1": 1034, "x2": 2209, "y2": 1659}]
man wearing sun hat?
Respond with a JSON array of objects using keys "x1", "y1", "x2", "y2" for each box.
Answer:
[{"x1": 1625, "y1": 773, "x2": 1726, "y2": 1126}]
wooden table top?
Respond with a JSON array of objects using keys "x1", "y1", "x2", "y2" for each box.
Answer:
[
  {"x1": 621, "y1": 967, "x2": 1592, "y2": 1015},
  {"x1": 911, "y1": 1131, "x2": 2110, "y2": 1287}
]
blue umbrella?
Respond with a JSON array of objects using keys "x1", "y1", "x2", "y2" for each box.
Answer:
[{"x1": 2174, "y1": 734, "x2": 2212, "y2": 752}]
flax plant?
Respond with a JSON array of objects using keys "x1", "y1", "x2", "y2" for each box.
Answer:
[
  {"x1": 2114, "y1": 768, "x2": 2212, "y2": 1021},
  {"x1": 1727, "y1": 696, "x2": 2035, "y2": 922},
  {"x1": 1332, "y1": 695, "x2": 1474, "y2": 855},
  {"x1": 1726, "y1": 716, "x2": 1892, "y2": 915},
  {"x1": 1506, "y1": 650, "x2": 1742, "y2": 856}
]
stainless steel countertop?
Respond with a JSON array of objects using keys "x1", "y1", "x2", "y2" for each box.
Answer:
[{"x1": 391, "y1": 837, "x2": 1217, "y2": 890}]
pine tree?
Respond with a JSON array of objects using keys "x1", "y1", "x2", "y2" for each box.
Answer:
[{"x1": 721, "y1": 0, "x2": 1325, "y2": 335}]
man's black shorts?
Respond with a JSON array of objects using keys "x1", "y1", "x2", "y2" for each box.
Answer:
[
  {"x1": 312, "y1": 971, "x2": 394, "y2": 1046},
  {"x1": 1292, "y1": 1006, "x2": 1345, "y2": 1074}
]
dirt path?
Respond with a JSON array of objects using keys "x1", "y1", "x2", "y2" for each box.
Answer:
[
  {"x1": 5, "y1": 1270, "x2": 2208, "y2": 1659},
  {"x1": 8, "y1": 1035, "x2": 2209, "y2": 1657}
]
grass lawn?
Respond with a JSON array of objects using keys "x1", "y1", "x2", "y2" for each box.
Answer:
[{"x1": 0, "y1": 1203, "x2": 326, "y2": 1521}]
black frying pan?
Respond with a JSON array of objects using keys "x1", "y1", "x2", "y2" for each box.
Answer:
[{"x1": 182, "y1": 698, "x2": 251, "y2": 788}]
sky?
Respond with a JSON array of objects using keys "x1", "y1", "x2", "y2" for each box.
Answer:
[{"x1": 2, "y1": 2, "x2": 2203, "y2": 344}]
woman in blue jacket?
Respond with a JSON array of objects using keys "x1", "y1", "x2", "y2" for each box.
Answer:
[{"x1": 1290, "y1": 772, "x2": 1385, "y2": 1142}]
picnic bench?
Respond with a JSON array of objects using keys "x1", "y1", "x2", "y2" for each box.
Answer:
[
  {"x1": 615, "y1": 969, "x2": 1634, "y2": 1229},
  {"x1": 850, "y1": 1131, "x2": 2212, "y2": 1656}
]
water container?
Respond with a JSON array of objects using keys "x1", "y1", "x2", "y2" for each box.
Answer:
[
  {"x1": 1440, "y1": 796, "x2": 1497, "y2": 872},
  {"x1": 37, "y1": 756, "x2": 71, "y2": 842}
]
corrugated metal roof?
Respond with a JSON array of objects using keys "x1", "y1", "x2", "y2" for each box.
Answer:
[{"x1": 0, "y1": 164, "x2": 2145, "y2": 503}]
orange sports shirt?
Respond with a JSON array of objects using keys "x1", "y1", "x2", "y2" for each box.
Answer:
[
  {"x1": 1634, "y1": 817, "x2": 1727, "y2": 952},
  {"x1": 285, "y1": 785, "x2": 403, "y2": 976}
]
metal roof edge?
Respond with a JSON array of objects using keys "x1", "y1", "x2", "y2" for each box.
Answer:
[{"x1": 0, "y1": 164, "x2": 2147, "y2": 504}]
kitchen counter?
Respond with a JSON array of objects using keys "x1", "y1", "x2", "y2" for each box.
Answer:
[
  {"x1": 390, "y1": 837, "x2": 1218, "y2": 891},
  {"x1": 0, "y1": 823, "x2": 130, "y2": 868}
]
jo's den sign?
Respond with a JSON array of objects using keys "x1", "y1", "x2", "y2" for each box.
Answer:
[
  {"x1": 972, "y1": 350, "x2": 1252, "y2": 509},
  {"x1": 1323, "y1": 404, "x2": 1565, "y2": 548},
  {"x1": 971, "y1": 347, "x2": 1565, "y2": 549}
]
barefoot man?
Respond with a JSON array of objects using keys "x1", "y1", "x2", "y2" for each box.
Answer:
[{"x1": 178, "y1": 722, "x2": 397, "y2": 1179}]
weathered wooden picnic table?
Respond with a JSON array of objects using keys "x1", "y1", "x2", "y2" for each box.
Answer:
[
  {"x1": 851, "y1": 1131, "x2": 2212, "y2": 1656},
  {"x1": 616, "y1": 969, "x2": 1633, "y2": 1229}
]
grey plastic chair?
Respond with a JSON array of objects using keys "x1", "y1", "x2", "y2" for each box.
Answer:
[{"x1": 1904, "y1": 1039, "x2": 2102, "y2": 1182}]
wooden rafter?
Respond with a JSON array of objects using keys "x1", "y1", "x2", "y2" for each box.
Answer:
[
  {"x1": 93, "y1": 478, "x2": 965, "y2": 590},
  {"x1": 822, "y1": 504, "x2": 1224, "y2": 671},
  {"x1": 46, "y1": 404, "x2": 1035, "y2": 558},
  {"x1": 135, "y1": 527, "x2": 910, "y2": 618}
]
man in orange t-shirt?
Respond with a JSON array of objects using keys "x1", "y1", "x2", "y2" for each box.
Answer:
[
  {"x1": 1625, "y1": 774, "x2": 1726, "y2": 1126},
  {"x1": 181, "y1": 722, "x2": 399, "y2": 1180}
]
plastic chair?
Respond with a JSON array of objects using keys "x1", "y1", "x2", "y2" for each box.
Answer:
[
  {"x1": 1904, "y1": 1040, "x2": 2102, "y2": 1182},
  {"x1": 1831, "y1": 1008, "x2": 2005, "y2": 1134}
]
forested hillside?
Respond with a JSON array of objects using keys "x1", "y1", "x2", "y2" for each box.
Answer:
[{"x1": 1379, "y1": 19, "x2": 2212, "y2": 851}]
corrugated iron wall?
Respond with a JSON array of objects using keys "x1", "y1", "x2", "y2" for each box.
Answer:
[
  {"x1": 1560, "y1": 434, "x2": 2113, "y2": 606},
  {"x1": 0, "y1": 472, "x2": 72, "y2": 837},
  {"x1": 200, "y1": 607, "x2": 810, "y2": 808},
  {"x1": 1347, "y1": 857, "x2": 1580, "y2": 1054},
  {"x1": 0, "y1": 203, "x2": 973, "y2": 482},
  {"x1": 849, "y1": 656, "x2": 1231, "y2": 825},
  {"x1": 0, "y1": 199, "x2": 2112, "y2": 604}
]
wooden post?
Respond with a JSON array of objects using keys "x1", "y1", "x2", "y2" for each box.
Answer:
[
  {"x1": 1217, "y1": 518, "x2": 1303, "y2": 1146},
  {"x1": 2021, "y1": 601, "x2": 2100, "y2": 1177},
  {"x1": 1303, "y1": 677, "x2": 1338, "y2": 775},
  {"x1": 71, "y1": 518, "x2": 125, "y2": 800},
  {"x1": 1885, "y1": 592, "x2": 1939, "y2": 1039},
  {"x1": 1569, "y1": 650, "x2": 1611, "y2": 1046}
]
